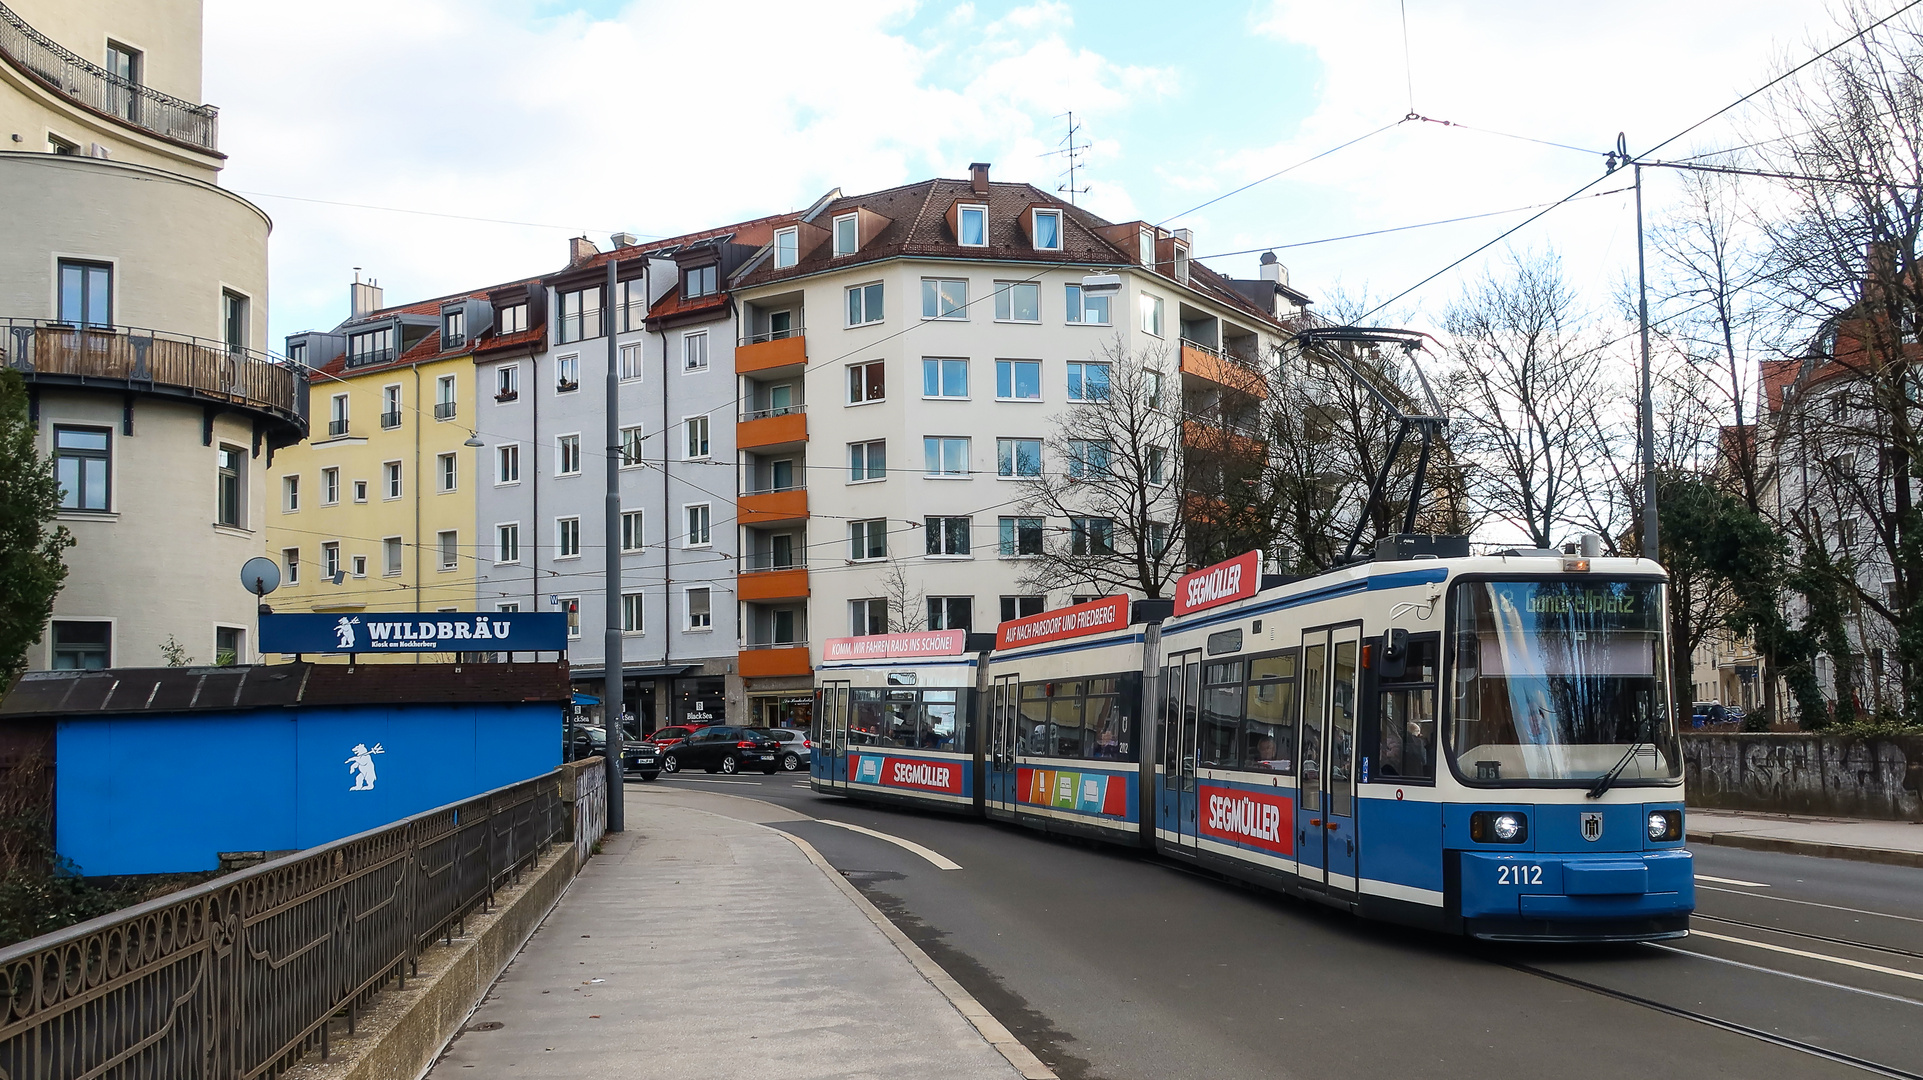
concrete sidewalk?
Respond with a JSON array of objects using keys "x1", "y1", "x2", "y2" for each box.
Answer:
[
  {"x1": 1690, "y1": 807, "x2": 1923, "y2": 867},
  {"x1": 425, "y1": 794, "x2": 1032, "y2": 1080}
]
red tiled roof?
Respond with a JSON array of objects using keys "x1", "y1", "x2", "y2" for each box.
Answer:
[
  {"x1": 473, "y1": 327, "x2": 545, "y2": 356},
  {"x1": 645, "y1": 282, "x2": 730, "y2": 324}
]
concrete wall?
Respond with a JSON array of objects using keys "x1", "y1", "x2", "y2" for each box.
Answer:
[{"x1": 1682, "y1": 733, "x2": 1923, "y2": 822}]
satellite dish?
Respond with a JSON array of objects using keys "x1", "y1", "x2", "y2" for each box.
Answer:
[{"x1": 240, "y1": 556, "x2": 282, "y2": 597}]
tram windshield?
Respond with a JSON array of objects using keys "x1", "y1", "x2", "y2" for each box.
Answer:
[{"x1": 1448, "y1": 579, "x2": 1680, "y2": 785}]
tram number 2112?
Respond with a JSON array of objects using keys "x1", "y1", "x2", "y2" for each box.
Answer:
[{"x1": 1497, "y1": 864, "x2": 1545, "y2": 886}]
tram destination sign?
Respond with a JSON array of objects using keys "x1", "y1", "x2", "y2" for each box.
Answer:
[
  {"x1": 995, "y1": 595, "x2": 1129, "y2": 650},
  {"x1": 822, "y1": 630, "x2": 967, "y2": 661},
  {"x1": 1173, "y1": 550, "x2": 1261, "y2": 617},
  {"x1": 260, "y1": 612, "x2": 569, "y2": 654}
]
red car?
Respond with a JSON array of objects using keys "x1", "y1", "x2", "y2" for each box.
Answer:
[{"x1": 644, "y1": 725, "x2": 701, "y2": 750}]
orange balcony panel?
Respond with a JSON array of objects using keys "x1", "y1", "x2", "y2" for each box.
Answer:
[
  {"x1": 737, "y1": 410, "x2": 807, "y2": 449},
  {"x1": 736, "y1": 335, "x2": 807, "y2": 374},
  {"x1": 739, "y1": 646, "x2": 812, "y2": 678},
  {"x1": 1182, "y1": 420, "x2": 1267, "y2": 462},
  {"x1": 1180, "y1": 342, "x2": 1269, "y2": 399},
  {"x1": 740, "y1": 489, "x2": 808, "y2": 524},
  {"x1": 740, "y1": 567, "x2": 809, "y2": 601}
]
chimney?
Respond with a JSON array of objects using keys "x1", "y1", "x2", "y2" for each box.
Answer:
[
  {"x1": 349, "y1": 273, "x2": 384, "y2": 319},
  {"x1": 1259, "y1": 251, "x2": 1286, "y2": 285},
  {"x1": 611, "y1": 232, "x2": 639, "y2": 248},
  {"x1": 969, "y1": 161, "x2": 991, "y2": 196},
  {"x1": 1174, "y1": 227, "x2": 1193, "y2": 247},
  {"x1": 569, "y1": 235, "x2": 600, "y2": 267}
]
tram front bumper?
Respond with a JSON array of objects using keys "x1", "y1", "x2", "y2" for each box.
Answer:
[{"x1": 1458, "y1": 848, "x2": 1694, "y2": 941}]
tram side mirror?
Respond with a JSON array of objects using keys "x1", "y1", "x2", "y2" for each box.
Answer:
[
  {"x1": 1454, "y1": 631, "x2": 1480, "y2": 683},
  {"x1": 1380, "y1": 629, "x2": 1409, "y2": 679}
]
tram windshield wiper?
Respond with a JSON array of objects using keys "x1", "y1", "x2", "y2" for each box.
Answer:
[{"x1": 1588, "y1": 741, "x2": 1645, "y2": 799}]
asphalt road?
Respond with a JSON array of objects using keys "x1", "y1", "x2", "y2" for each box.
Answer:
[{"x1": 632, "y1": 772, "x2": 1923, "y2": 1080}]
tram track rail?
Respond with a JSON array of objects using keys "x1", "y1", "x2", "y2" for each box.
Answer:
[{"x1": 1689, "y1": 913, "x2": 1923, "y2": 962}]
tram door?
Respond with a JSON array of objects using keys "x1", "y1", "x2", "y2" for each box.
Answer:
[
  {"x1": 1294, "y1": 628, "x2": 1360, "y2": 889},
  {"x1": 1161, "y1": 651, "x2": 1203, "y2": 851},
  {"x1": 819, "y1": 680, "x2": 850, "y2": 789},
  {"x1": 986, "y1": 674, "x2": 1020, "y2": 815}
]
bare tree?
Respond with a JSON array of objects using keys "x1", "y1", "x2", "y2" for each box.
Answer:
[{"x1": 880, "y1": 561, "x2": 926, "y2": 634}]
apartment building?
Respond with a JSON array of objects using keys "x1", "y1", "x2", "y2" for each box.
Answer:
[
  {"x1": 267, "y1": 280, "x2": 496, "y2": 632},
  {"x1": 2, "y1": 0, "x2": 305, "y2": 670},
  {"x1": 728, "y1": 164, "x2": 1306, "y2": 721}
]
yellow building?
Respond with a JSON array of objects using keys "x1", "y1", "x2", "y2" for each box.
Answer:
[{"x1": 265, "y1": 282, "x2": 500, "y2": 652}]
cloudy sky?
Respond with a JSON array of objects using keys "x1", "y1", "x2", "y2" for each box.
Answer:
[{"x1": 203, "y1": 0, "x2": 1833, "y2": 347}]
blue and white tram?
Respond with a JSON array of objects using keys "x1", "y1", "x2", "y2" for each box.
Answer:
[{"x1": 811, "y1": 630, "x2": 988, "y2": 813}]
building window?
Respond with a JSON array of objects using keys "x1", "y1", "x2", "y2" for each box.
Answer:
[
  {"x1": 922, "y1": 357, "x2": 968, "y2": 398},
  {"x1": 847, "y1": 282, "x2": 884, "y2": 326},
  {"x1": 558, "y1": 287, "x2": 601, "y2": 344},
  {"x1": 620, "y1": 342, "x2": 644, "y2": 381},
  {"x1": 556, "y1": 517, "x2": 581, "y2": 558},
  {"x1": 498, "y1": 303, "x2": 528, "y2": 335},
  {"x1": 382, "y1": 460, "x2": 403, "y2": 499},
  {"x1": 353, "y1": 480, "x2": 369, "y2": 503},
  {"x1": 1001, "y1": 595, "x2": 1045, "y2": 623},
  {"x1": 437, "y1": 452, "x2": 457, "y2": 492},
  {"x1": 999, "y1": 517, "x2": 1044, "y2": 557},
  {"x1": 328, "y1": 394, "x2": 350, "y2": 438},
  {"x1": 1148, "y1": 445, "x2": 1167, "y2": 484},
  {"x1": 922, "y1": 279, "x2": 968, "y2": 319},
  {"x1": 53, "y1": 426, "x2": 110, "y2": 511},
  {"x1": 683, "y1": 331, "x2": 709, "y2": 372},
  {"x1": 620, "y1": 425, "x2": 645, "y2": 467},
  {"x1": 686, "y1": 587, "x2": 713, "y2": 630},
  {"x1": 105, "y1": 41, "x2": 141, "y2": 119},
  {"x1": 957, "y1": 204, "x2": 987, "y2": 247},
  {"x1": 496, "y1": 523, "x2": 520, "y2": 563},
  {"x1": 557, "y1": 434, "x2": 582, "y2": 476},
  {"x1": 496, "y1": 364, "x2": 519, "y2": 401},
  {"x1": 212, "y1": 627, "x2": 242, "y2": 666},
  {"x1": 383, "y1": 536, "x2": 403, "y2": 576},
  {"x1": 849, "y1": 440, "x2": 886, "y2": 482},
  {"x1": 217, "y1": 445, "x2": 245, "y2": 526},
  {"x1": 281, "y1": 474, "x2": 300, "y2": 513},
  {"x1": 283, "y1": 547, "x2": 301, "y2": 585},
  {"x1": 351, "y1": 555, "x2": 368, "y2": 578},
  {"x1": 497, "y1": 444, "x2": 520, "y2": 484},
  {"x1": 774, "y1": 226, "x2": 799, "y2": 268},
  {"x1": 924, "y1": 437, "x2": 969, "y2": 478},
  {"x1": 435, "y1": 375, "x2": 457, "y2": 420},
  {"x1": 56, "y1": 261, "x2": 112, "y2": 326},
  {"x1": 1173, "y1": 244, "x2": 1190, "y2": 283},
  {"x1": 559, "y1": 597, "x2": 581, "y2": 639},
  {"x1": 850, "y1": 518, "x2": 887, "y2": 560},
  {"x1": 849, "y1": 361, "x2": 885, "y2": 403},
  {"x1": 1067, "y1": 361, "x2": 1111, "y2": 402},
  {"x1": 1068, "y1": 439, "x2": 1112, "y2": 479},
  {"x1": 684, "y1": 416, "x2": 709, "y2": 459},
  {"x1": 686, "y1": 504, "x2": 711, "y2": 547},
  {"x1": 1150, "y1": 521, "x2": 1170, "y2": 557},
  {"x1": 1146, "y1": 370, "x2": 1165, "y2": 410},
  {"x1": 622, "y1": 592, "x2": 645, "y2": 633},
  {"x1": 926, "y1": 516, "x2": 971, "y2": 556},
  {"x1": 381, "y1": 384, "x2": 402, "y2": 429},
  {"x1": 928, "y1": 597, "x2": 972, "y2": 631},
  {"x1": 438, "y1": 530, "x2": 458, "y2": 570},
  {"x1": 347, "y1": 327, "x2": 393, "y2": 367},
  {"x1": 996, "y1": 360, "x2": 1041, "y2": 401},
  {"x1": 1071, "y1": 516, "x2": 1114, "y2": 556},
  {"x1": 322, "y1": 467, "x2": 341, "y2": 505},
  {"x1": 1140, "y1": 293, "x2": 1164, "y2": 337},
  {"x1": 997, "y1": 438, "x2": 1042, "y2": 478},
  {"x1": 994, "y1": 282, "x2": 1040, "y2": 322},
  {"x1": 50, "y1": 621, "x2": 111, "y2": 670},
  {"x1": 851, "y1": 598, "x2": 888, "y2": 636},
  {"x1": 621, "y1": 509, "x2": 644, "y2": 553},
  {"x1": 618, "y1": 278, "x2": 648, "y2": 331},
  {"x1": 322, "y1": 542, "x2": 341, "y2": 579},
  {"x1": 48, "y1": 133, "x2": 78, "y2": 155},
  {"x1": 288, "y1": 341, "x2": 307, "y2": 367},
  {"x1": 683, "y1": 265, "x2": 718, "y2": 299},
  {"x1": 444, "y1": 307, "x2": 466, "y2": 348},
  {"x1": 833, "y1": 213, "x2": 859, "y2": 256},
  {"x1": 223, "y1": 291, "x2": 249, "y2": 351},
  {"x1": 1065, "y1": 283, "x2": 1111, "y2": 326},
  {"x1": 1032, "y1": 209, "x2": 1062, "y2": 250},
  {"x1": 556, "y1": 353, "x2": 579, "y2": 392}
]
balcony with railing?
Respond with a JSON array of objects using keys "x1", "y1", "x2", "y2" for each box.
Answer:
[
  {"x1": 735, "y1": 324, "x2": 807, "y2": 374},
  {"x1": 4, "y1": 318, "x2": 307, "y2": 444},
  {"x1": 380, "y1": 410, "x2": 402, "y2": 429},
  {"x1": 328, "y1": 418, "x2": 350, "y2": 438},
  {"x1": 739, "y1": 641, "x2": 812, "y2": 678},
  {"x1": 739, "y1": 484, "x2": 808, "y2": 526},
  {"x1": 1179, "y1": 339, "x2": 1269, "y2": 400},
  {"x1": 435, "y1": 400, "x2": 457, "y2": 421},
  {"x1": 738, "y1": 402, "x2": 806, "y2": 450},
  {"x1": 0, "y1": 2, "x2": 219, "y2": 151}
]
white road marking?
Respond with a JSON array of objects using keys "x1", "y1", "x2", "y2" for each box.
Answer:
[
  {"x1": 1690, "y1": 929, "x2": 1923, "y2": 984},
  {"x1": 1648, "y1": 942, "x2": 1923, "y2": 1008},
  {"x1": 1696, "y1": 874, "x2": 1769, "y2": 888},
  {"x1": 662, "y1": 777, "x2": 763, "y2": 786},
  {"x1": 1697, "y1": 886, "x2": 1923, "y2": 924},
  {"x1": 821, "y1": 821, "x2": 963, "y2": 871}
]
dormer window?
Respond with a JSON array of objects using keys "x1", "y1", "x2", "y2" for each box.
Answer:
[
  {"x1": 774, "y1": 226, "x2": 798, "y2": 268},
  {"x1": 498, "y1": 303, "x2": 527, "y2": 335},
  {"x1": 287, "y1": 341, "x2": 307, "y2": 366},
  {"x1": 1173, "y1": 244, "x2": 1190, "y2": 284},
  {"x1": 683, "y1": 264, "x2": 718, "y2": 299},
  {"x1": 958, "y1": 204, "x2": 987, "y2": 247},
  {"x1": 443, "y1": 308, "x2": 465, "y2": 348},
  {"x1": 347, "y1": 327, "x2": 393, "y2": 367},
  {"x1": 1138, "y1": 228, "x2": 1155, "y2": 265},
  {"x1": 834, "y1": 214, "x2": 858, "y2": 257},
  {"x1": 1033, "y1": 209, "x2": 1062, "y2": 251}
]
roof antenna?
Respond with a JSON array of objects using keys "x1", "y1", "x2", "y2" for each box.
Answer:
[{"x1": 1056, "y1": 111, "x2": 1089, "y2": 205}]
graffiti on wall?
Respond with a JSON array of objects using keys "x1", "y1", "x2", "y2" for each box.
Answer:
[{"x1": 1683, "y1": 734, "x2": 1923, "y2": 821}]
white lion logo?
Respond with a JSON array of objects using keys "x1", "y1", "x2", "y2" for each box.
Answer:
[{"x1": 346, "y1": 742, "x2": 384, "y2": 790}]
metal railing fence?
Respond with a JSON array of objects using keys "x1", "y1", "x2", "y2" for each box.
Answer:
[
  {"x1": 0, "y1": 765, "x2": 601, "y2": 1080},
  {"x1": 3, "y1": 319, "x2": 306, "y2": 429},
  {"x1": 0, "y1": 2, "x2": 219, "y2": 150}
]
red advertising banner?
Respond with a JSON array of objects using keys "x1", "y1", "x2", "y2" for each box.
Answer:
[
  {"x1": 876, "y1": 755, "x2": 964, "y2": 794},
  {"x1": 822, "y1": 630, "x2": 968, "y2": 662},
  {"x1": 995, "y1": 595, "x2": 1130, "y2": 651},
  {"x1": 1196, "y1": 784, "x2": 1294, "y2": 856},
  {"x1": 1173, "y1": 551, "x2": 1261, "y2": 617}
]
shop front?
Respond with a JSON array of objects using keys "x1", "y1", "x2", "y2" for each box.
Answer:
[{"x1": 753, "y1": 693, "x2": 814, "y2": 730}]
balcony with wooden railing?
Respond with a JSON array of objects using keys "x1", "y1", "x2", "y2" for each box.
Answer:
[
  {"x1": 737, "y1": 403, "x2": 806, "y2": 450},
  {"x1": 735, "y1": 326, "x2": 807, "y2": 374},
  {"x1": 739, "y1": 484, "x2": 808, "y2": 526},
  {"x1": 4, "y1": 319, "x2": 307, "y2": 444},
  {"x1": 1179, "y1": 340, "x2": 1269, "y2": 400},
  {"x1": 738, "y1": 642, "x2": 812, "y2": 678}
]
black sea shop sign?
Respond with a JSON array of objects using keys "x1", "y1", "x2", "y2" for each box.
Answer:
[{"x1": 260, "y1": 612, "x2": 570, "y2": 653}]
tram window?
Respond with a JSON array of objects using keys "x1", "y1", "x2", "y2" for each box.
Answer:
[
  {"x1": 851, "y1": 689, "x2": 887, "y2": 746},
  {"x1": 1020, "y1": 683, "x2": 1048, "y2": 755},
  {"x1": 1085, "y1": 694, "x2": 1120, "y2": 758},
  {"x1": 1199, "y1": 661, "x2": 1242, "y2": 768},
  {"x1": 1243, "y1": 652, "x2": 1297, "y2": 773},
  {"x1": 924, "y1": 691, "x2": 959, "y2": 749},
  {"x1": 1373, "y1": 636, "x2": 1438, "y2": 782},
  {"x1": 1051, "y1": 695, "x2": 1086, "y2": 757}
]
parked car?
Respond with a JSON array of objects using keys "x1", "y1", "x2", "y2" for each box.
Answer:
[
  {"x1": 645, "y1": 725, "x2": 701, "y2": 751},
  {"x1": 1690, "y1": 701, "x2": 1729, "y2": 727},
  {"x1": 568, "y1": 726, "x2": 661, "y2": 780},
  {"x1": 660, "y1": 726, "x2": 780, "y2": 775},
  {"x1": 753, "y1": 727, "x2": 812, "y2": 771}
]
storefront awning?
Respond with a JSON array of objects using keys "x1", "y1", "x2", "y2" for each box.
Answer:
[
  {"x1": 571, "y1": 692, "x2": 599, "y2": 706},
  {"x1": 568, "y1": 664, "x2": 698, "y2": 681}
]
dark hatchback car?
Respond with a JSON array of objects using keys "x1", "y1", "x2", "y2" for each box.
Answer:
[
  {"x1": 567, "y1": 727, "x2": 660, "y2": 780},
  {"x1": 660, "y1": 726, "x2": 780, "y2": 775}
]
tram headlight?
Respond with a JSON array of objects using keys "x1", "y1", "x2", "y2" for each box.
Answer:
[
  {"x1": 1469, "y1": 811, "x2": 1528, "y2": 843},
  {"x1": 1647, "y1": 810, "x2": 1682, "y2": 842}
]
